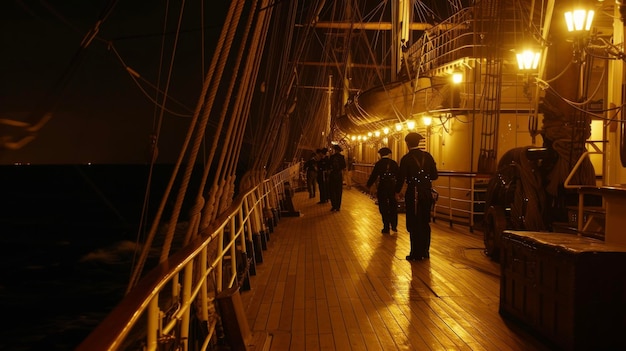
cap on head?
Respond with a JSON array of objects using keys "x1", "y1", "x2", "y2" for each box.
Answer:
[
  {"x1": 378, "y1": 147, "x2": 392, "y2": 156},
  {"x1": 405, "y1": 132, "x2": 424, "y2": 147},
  {"x1": 332, "y1": 144, "x2": 342, "y2": 152}
]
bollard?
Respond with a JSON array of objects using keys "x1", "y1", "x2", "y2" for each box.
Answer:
[
  {"x1": 237, "y1": 251, "x2": 251, "y2": 291},
  {"x1": 216, "y1": 283, "x2": 252, "y2": 351},
  {"x1": 281, "y1": 181, "x2": 301, "y2": 217},
  {"x1": 260, "y1": 230, "x2": 267, "y2": 250},
  {"x1": 252, "y1": 233, "x2": 263, "y2": 263},
  {"x1": 263, "y1": 207, "x2": 274, "y2": 233}
]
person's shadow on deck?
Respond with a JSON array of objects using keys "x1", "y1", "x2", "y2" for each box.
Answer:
[
  {"x1": 363, "y1": 233, "x2": 397, "y2": 299},
  {"x1": 409, "y1": 261, "x2": 435, "y2": 302}
]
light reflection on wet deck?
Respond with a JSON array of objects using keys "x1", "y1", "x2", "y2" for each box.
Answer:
[{"x1": 240, "y1": 188, "x2": 551, "y2": 351}]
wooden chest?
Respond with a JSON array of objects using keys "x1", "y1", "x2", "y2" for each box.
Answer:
[{"x1": 500, "y1": 231, "x2": 626, "y2": 351}]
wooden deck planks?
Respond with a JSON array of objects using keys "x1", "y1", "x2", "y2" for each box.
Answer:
[{"x1": 239, "y1": 189, "x2": 552, "y2": 350}]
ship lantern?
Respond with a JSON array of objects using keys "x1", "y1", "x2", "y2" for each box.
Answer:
[
  {"x1": 564, "y1": 8, "x2": 594, "y2": 33},
  {"x1": 452, "y1": 70, "x2": 463, "y2": 84},
  {"x1": 406, "y1": 119, "x2": 416, "y2": 130},
  {"x1": 516, "y1": 49, "x2": 541, "y2": 71},
  {"x1": 422, "y1": 116, "x2": 433, "y2": 127}
]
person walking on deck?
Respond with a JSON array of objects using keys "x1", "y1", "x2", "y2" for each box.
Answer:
[
  {"x1": 395, "y1": 133, "x2": 438, "y2": 260},
  {"x1": 366, "y1": 147, "x2": 399, "y2": 234},
  {"x1": 328, "y1": 144, "x2": 346, "y2": 211},
  {"x1": 304, "y1": 151, "x2": 318, "y2": 198},
  {"x1": 316, "y1": 148, "x2": 330, "y2": 204},
  {"x1": 345, "y1": 156, "x2": 355, "y2": 189}
]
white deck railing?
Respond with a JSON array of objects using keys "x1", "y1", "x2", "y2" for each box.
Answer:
[{"x1": 76, "y1": 163, "x2": 300, "y2": 351}]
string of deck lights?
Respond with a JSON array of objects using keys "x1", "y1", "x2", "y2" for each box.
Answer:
[{"x1": 344, "y1": 5, "x2": 602, "y2": 149}]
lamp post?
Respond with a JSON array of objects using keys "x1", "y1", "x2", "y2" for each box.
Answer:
[
  {"x1": 563, "y1": 7, "x2": 593, "y2": 64},
  {"x1": 564, "y1": 7, "x2": 594, "y2": 97},
  {"x1": 516, "y1": 47, "x2": 542, "y2": 143}
]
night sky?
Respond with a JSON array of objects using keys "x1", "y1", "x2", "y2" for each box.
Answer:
[{"x1": 1, "y1": 0, "x2": 226, "y2": 164}]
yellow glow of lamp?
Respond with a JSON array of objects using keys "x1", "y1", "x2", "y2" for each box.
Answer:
[
  {"x1": 374, "y1": 130, "x2": 380, "y2": 137},
  {"x1": 452, "y1": 70, "x2": 463, "y2": 84},
  {"x1": 395, "y1": 123, "x2": 403, "y2": 132},
  {"x1": 383, "y1": 127, "x2": 390, "y2": 135},
  {"x1": 516, "y1": 49, "x2": 541, "y2": 70},
  {"x1": 564, "y1": 9, "x2": 594, "y2": 32},
  {"x1": 422, "y1": 116, "x2": 432, "y2": 126},
  {"x1": 406, "y1": 119, "x2": 416, "y2": 130}
]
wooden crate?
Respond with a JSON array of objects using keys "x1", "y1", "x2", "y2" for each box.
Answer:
[{"x1": 500, "y1": 231, "x2": 626, "y2": 351}]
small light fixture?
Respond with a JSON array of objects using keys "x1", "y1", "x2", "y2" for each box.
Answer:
[
  {"x1": 564, "y1": 9, "x2": 594, "y2": 32},
  {"x1": 367, "y1": 132, "x2": 373, "y2": 137},
  {"x1": 422, "y1": 116, "x2": 432, "y2": 126},
  {"x1": 374, "y1": 130, "x2": 380, "y2": 137},
  {"x1": 383, "y1": 127, "x2": 390, "y2": 135},
  {"x1": 452, "y1": 70, "x2": 463, "y2": 84},
  {"x1": 406, "y1": 119, "x2": 416, "y2": 130},
  {"x1": 395, "y1": 123, "x2": 403, "y2": 132},
  {"x1": 350, "y1": 135, "x2": 356, "y2": 141},
  {"x1": 516, "y1": 49, "x2": 541, "y2": 70}
]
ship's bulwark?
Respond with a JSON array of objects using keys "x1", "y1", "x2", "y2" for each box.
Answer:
[{"x1": 0, "y1": 164, "x2": 206, "y2": 351}]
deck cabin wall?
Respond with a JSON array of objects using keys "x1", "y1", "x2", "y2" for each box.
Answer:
[{"x1": 352, "y1": 1, "x2": 626, "y2": 190}]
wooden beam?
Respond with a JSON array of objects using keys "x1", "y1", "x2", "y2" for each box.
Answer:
[
  {"x1": 308, "y1": 21, "x2": 457, "y2": 31},
  {"x1": 296, "y1": 61, "x2": 389, "y2": 69}
]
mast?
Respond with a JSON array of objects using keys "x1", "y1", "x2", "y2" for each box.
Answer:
[
  {"x1": 392, "y1": 0, "x2": 411, "y2": 82},
  {"x1": 327, "y1": 74, "x2": 333, "y2": 143}
]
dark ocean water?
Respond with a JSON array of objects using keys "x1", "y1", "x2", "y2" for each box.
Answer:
[{"x1": 0, "y1": 164, "x2": 196, "y2": 351}]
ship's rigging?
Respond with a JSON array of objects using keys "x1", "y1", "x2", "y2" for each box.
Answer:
[
  {"x1": 7, "y1": 1, "x2": 626, "y2": 349},
  {"x1": 290, "y1": 0, "x2": 467, "y2": 154},
  {"x1": 1, "y1": 0, "x2": 474, "y2": 294},
  {"x1": 4, "y1": 0, "x2": 626, "y2": 292}
]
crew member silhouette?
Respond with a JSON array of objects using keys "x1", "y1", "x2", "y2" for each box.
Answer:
[
  {"x1": 367, "y1": 147, "x2": 399, "y2": 234},
  {"x1": 328, "y1": 144, "x2": 346, "y2": 211},
  {"x1": 395, "y1": 133, "x2": 438, "y2": 260}
]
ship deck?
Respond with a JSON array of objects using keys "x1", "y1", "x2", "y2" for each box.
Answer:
[{"x1": 239, "y1": 187, "x2": 553, "y2": 350}]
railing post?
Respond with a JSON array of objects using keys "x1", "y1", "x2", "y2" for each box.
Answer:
[
  {"x1": 470, "y1": 176, "x2": 475, "y2": 231},
  {"x1": 578, "y1": 192, "x2": 585, "y2": 234},
  {"x1": 217, "y1": 228, "x2": 224, "y2": 292},
  {"x1": 199, "y1": 247, "x2": 209, "y2": 322},
  {"x1": 147, "y1": 296, "x2": 159, "y2": 351},
  {"x1": 180, "y1": 262, "x2": 193, "y2": 351},
  {"x1": 448, "y1": 176, "x2": 453, "y2": 226},
  {"x1": 230, "y1": 216, "x2": 238, "y2": 286}
]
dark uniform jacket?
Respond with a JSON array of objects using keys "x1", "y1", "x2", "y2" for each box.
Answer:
[
  {"x1": 395, "y1": 149, "x2": 438, "y2": 199},
  {"x1": 329, "y1": 153, "x2": 346, "y2": 174},
  {"x1": 304, "y1": 157, "x2": 317, "y2": 173},
  {"x1": 366, "y1": 157, "x2": 399, "y2": 192}
]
